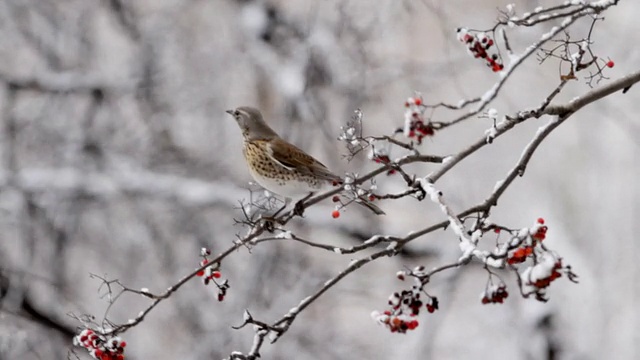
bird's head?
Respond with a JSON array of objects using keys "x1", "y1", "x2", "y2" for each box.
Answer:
[{"x1": 226, "y1": 106, "x2": 278, "y2": 140}]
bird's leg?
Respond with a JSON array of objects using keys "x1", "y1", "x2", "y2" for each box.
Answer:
[
  {"x1": 270, "y1": 199, "x2": 290, "y2": 218},
  {"x1": 261, "y1": 198, "x2": 291, "y2": 228},
  {"x1": 293, "y1": 193, "x2": 314, "y2": 217}
]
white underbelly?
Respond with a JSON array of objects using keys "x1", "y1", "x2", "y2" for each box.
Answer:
[{"x1": 250, "y1": 171, "x2": 323, "y2": 198}]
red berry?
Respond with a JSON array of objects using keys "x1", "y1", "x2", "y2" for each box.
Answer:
[
  {"x1": 332, "y1": 210, "x2": 340, "y2": 219},
  {"x1": 537, "y1": 218, "x2": 545, "y2": 224},
  {"x1": 196, "y1": 270, "x2": 204, "y2": 277},
  {"x1": 120, "y1": 341, "x2": 126, "y2": 348},
  {"x1": 117, "y1": 355, "x2": 125, "y2": 360},
  {"x1": 212, "y1": 271, "x2": 221, "y2": 279},
  {"x1": 368, "y1": 194, "x2": 375, "y2": 201},
  {"x1": 218, "y1": 294, "x2": 225, "y2": 301},
  {"x1": 200, "y1": 259, "x2": 209, "y2": 266},
  {"x1": 606, "y1": 60, "x2": 614, "y2": 68},
  {"x1": 332, "y1": 195, "x2": 340, "y2": 202},
  {"x1": 414, "y1": 98, "x2": 422, "y2": 106},
  {"x1": 404, "y1": 101, "x2": 410, "y2": 107}
]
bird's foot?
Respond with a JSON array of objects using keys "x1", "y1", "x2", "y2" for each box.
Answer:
[
  {"x1": 259, "y1": 216, "x2": 284, "y2": 232},
  {"x1": 263, "y1": 219, "x2": 275, "y2": 232},
  {"x1": 293, "y1": 200, "x2": 305, "y2": 217},
  {"x1": 260, "y1": 216, "x2": 282, "y2": 233}
]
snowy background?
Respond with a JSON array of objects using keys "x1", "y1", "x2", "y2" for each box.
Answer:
[{"x1": 0, "y1": 0, "x2": 638, "y2": 359}]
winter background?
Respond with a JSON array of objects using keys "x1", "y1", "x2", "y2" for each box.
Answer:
[{"x1": 0, "y1": 0, "x2": 638, "y2": 359}]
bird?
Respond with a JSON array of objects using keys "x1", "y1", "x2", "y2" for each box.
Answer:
[{"x1": 226, "y1": 106, "x2": 384, "y2": 217}]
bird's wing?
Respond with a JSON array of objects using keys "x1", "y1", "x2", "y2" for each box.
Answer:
[{"x1": 267, "y1": 137, "x2": 341, "y2": 182}]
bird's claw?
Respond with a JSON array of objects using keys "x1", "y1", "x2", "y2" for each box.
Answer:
[
  {"x1": 260, "y1": 216, "x2": 284, "y2": 232},
  {"x1": 293, "y1": 201, "x2": 305, "y2": 217},
  {"x1": 264, "y1": 220, "x2": 275, "y2": 232}
]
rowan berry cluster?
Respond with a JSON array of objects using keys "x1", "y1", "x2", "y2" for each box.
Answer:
[
  {"x1": 197, "y1": 248, "x2": 229, "y2": 301},
  {"x1": 457, "y1": 28, "x2": 504, "y2": 72},
  {"x1": 369, "y1": 148, "x2": 396, "y2": 175},
  {"x1": 507, "y1": 245, "x2": 533, "y2": 264},
  {"x1": 499, "y1": 218, "x2": 579, "y2": 301},
  {"x1": 330, "y1": 174, "x2": 379, "y2": 218},
  {"x1": 370, "y1": 309, "x2": 419, "y2": 333},
  {"x1": 481, "y1": 283, "x2": 509, "y2": 304},
  {"x1": 371, "y1": 267, "x2": 438, "y2": 333},
  {"x1": 520, "y1": 251, "x2": 577, "y2": 302},
  {"x1": 402, "y1": 96, "x2": 434, "y2": 144},
  {"x1": 506, "y1": 218, "x2": 547, "y2": 265},
  {"x1": 527, "y1": 257, "x2": 563, "y2": 289},
  {"x1": 73, "y1": 328, "x2": 126, "y2": 360}
]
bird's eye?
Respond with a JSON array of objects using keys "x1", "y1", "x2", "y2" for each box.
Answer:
[{"x1": 234, "y1": 111, "x2": 240, "y2": 117}]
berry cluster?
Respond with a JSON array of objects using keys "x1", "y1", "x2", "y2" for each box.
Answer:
[
  {"x1": 507, "y1": 246, "x2": 533, "y2": 264},
  {"x1": 403, "y1": 96, "x2": 434, "y2": 144},
  {"x1": 497, "y1": 218, "x2": 579, "y2": 301},
  {"x1": 481, "y1": 283, "x2": 509, "y2": 304},
  {"x1": 520, "y1": 250, "x2": 578, "y2": 301},
  {"x1": 370, "y1": 153, "x2": 396, "y2": 175},
  {"x1": 506, "y1": 218, "x2": 547, "y2": 264},
  {"x1": 73, "y1": 329, "x2": 126, "y2": 360},
  {"x1": 457, "y1": 28, "x2": 504, "y2": 72},
  {"x1": 196, "y1": 248, "x2": 229, "y2": 301},
  {"x1": 330, "y1": 174, "x2": 379, "y2": 218},
  {"x1": 371, "y1": 309, "x2": 419, "y2": 333},
  {"x1": 368, "y1": 142, "x2": 396, "y2": 175},
  {"x1": 526, "y1": 255, "x2": 565, "y2": 290},
  {"x1": 371, "y1": 267, "x2": 439, "y2": 333},
  {"x1": 532, "y1": 218, "x2": 548, "y2": 240},
  {"x1": 330, "y1": 196, "x2": 346, "y2": 218}
]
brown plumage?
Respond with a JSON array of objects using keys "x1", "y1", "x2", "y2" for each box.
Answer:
[{"x1": 266, "y1": 137, "x2": 341, "y2": 183}]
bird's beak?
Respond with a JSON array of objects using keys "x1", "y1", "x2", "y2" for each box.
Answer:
[{"x1": 225, "y1": 109, "x2": 234, "y2": 116}]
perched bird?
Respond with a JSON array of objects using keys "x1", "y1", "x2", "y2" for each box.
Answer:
[{"x1": 226, "y1": 106, "x2": 384, "y2": 216}]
